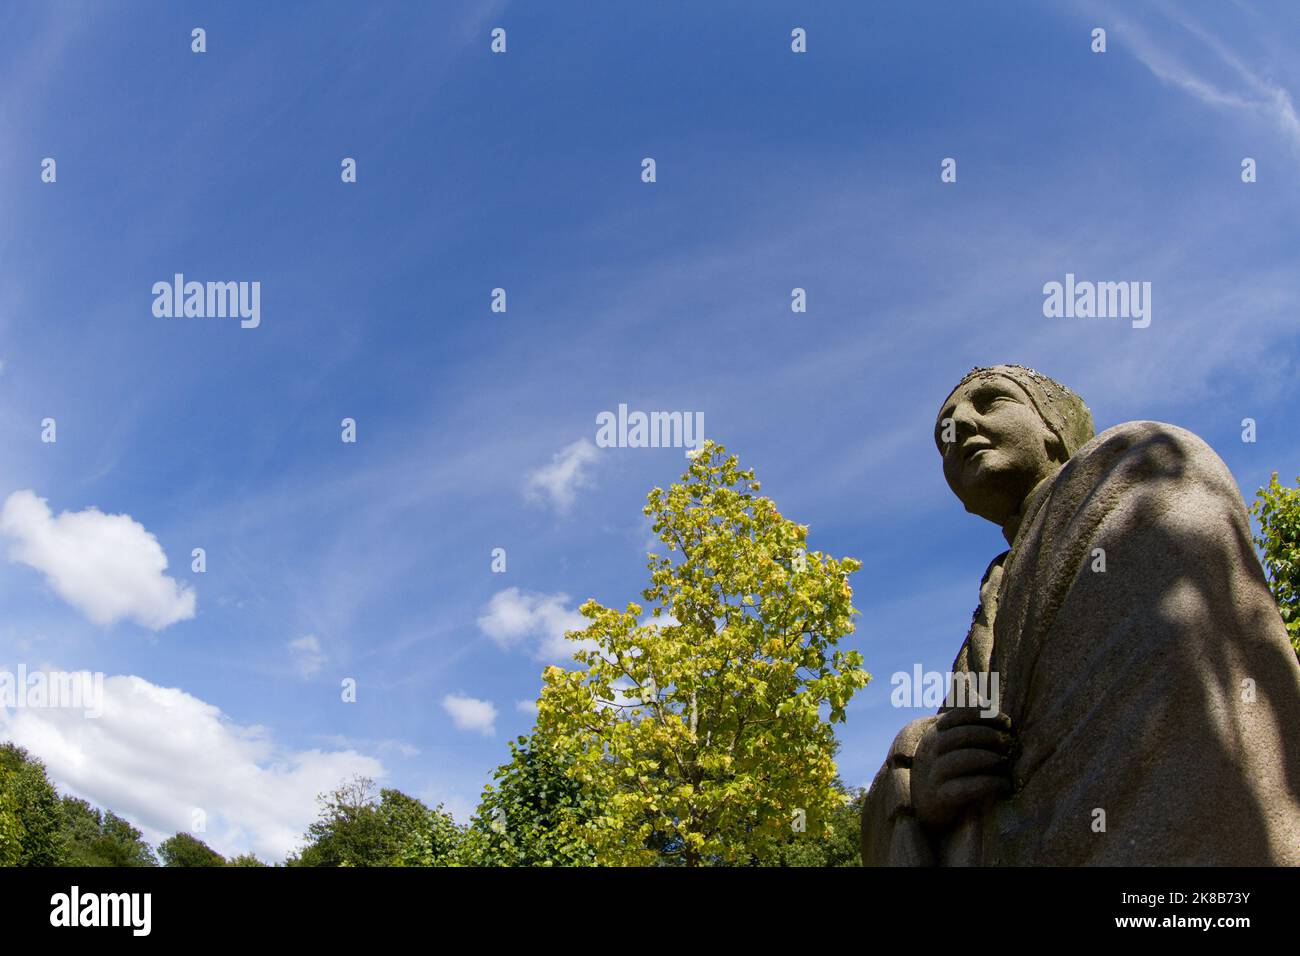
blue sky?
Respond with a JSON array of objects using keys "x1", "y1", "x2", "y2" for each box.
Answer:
[{"x1": 1, "y1": 0, "x2": 1297, "y2": 860}]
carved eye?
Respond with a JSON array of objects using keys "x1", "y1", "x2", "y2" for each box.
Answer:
[{"x1": 977, "y1": 391, "x2": 1016, "y2": 412}]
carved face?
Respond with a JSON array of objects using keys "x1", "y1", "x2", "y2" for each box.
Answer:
[{"x1": 935, "y1": 376, "x2": 1064, "y2": 525}]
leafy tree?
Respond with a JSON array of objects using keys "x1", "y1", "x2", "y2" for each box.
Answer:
[
  {"x1": 458, "y1": 734, "x2": 602, "y2": 866},
  {"x1": 57, "y1": 797, "x2": 103, "y2": 866},
  {"x1": 1252, "y1": 472, "x2": 1300, "y2": 658},
  {"x1": 537, "y1": 441, "x2": 869, "y2": 866},
  {"x1": 290, "y1": 776, "x2": 382, "y2": 866},
  {"x1": 159, "y1": 832, "x2": 227, "y2": 867},
  {"x1": 379, "y1": 787, "x2": 462, "y2": 866},
  {"x1": 59, "y1": 796, "x2": 157, "y2": 867},
  {"x1": 757, "y1": 784, "x2": 864, "y2": 867},
  {"x1": 227, "y1": 852, "x2": 268, "y2": 866},
  {"x1": 0, "y1": 800, "x2": 20, "y2": 866},
  {"x1": 0, "y1": 743, "x2": 65, "y2": 866},
  {"x1": 290, "y1": 775, "x2": 460, "y2": 867},
  {"x1": 95, "y1": 813, "x2": 158, "y2": 866}
]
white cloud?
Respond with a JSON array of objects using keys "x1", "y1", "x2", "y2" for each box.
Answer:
[
  {"x1": 0, "y1": 674, "x2": 383, "y2": 862},
  {"x1": 288, "y1": 635, "x2": 325, "y2": 679},
  {"x1": 523, "y1": 439, "x2": 599, "y2": 513},
  {"x1": 441, "y1": 693, "x2": 497, "y2": 736},
  {"x1": 515, "y1": 699, "x2": 538, "y2": 716},
  {"x1": 477, "y1": 587, "x2": 590, "y2": 660},
  {"x1": 0, "y1": 490, "x2": 195, "y2": 631}
]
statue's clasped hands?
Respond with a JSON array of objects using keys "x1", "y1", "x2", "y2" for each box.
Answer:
[{"x1": 912, "y1": 707, "x2": 1015, "y2": 831}]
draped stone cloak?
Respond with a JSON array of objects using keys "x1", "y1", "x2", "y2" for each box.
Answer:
[{"x1": 862, "y1": 420, "x2": 1300, "y2": 865}]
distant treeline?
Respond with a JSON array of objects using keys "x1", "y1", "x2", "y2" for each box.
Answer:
[{"x1": 0, "y1": 739, "x2": 864, "y2": 867}]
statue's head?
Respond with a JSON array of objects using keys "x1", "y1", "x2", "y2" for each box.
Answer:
[{"x1": 935, "y1": 365, "x2": 1095, "y2": 526}]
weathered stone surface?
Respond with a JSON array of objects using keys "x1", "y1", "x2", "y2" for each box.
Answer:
[{"x1": 862, "y1": 365, "x2": 1300, "y2": 865}]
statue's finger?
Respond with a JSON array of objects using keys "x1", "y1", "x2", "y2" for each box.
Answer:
[
  {"x1": 937, "y1": 706, "x2": 1011, "y2": 732},
  {"x1": 935, "y1": 724, "x2": 1012, "y2": 756},
  {"x1": 936, "y1": 706, "x2": 984, "y2": 730},
  {"x1": 936, "y1": 774, "x2": 1012, "y2": 808},
  {"x1": 935, "y1": 747, "x2": 1008, "y2": 781}
]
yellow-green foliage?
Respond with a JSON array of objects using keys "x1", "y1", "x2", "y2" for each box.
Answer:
[
  {"x1": 537, "y1": 441, "x2": 869, "y2": 865},
  {"x1": 1251, "y1": 472, "x2": 1300, "y2": 656}
]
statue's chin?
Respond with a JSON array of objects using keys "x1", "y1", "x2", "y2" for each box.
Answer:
[
  {"x1": 955, "y1": 458, "x2": 1048, "y2": 527},
  {"x1": 956, "y1": 477, "x2": 1020, "y2": 526},
  {"x1": 964, "y1": 499, "x2": 1013, "y2": 526}
]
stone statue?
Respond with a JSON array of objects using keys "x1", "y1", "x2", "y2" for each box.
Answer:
[{"x1": 861, "y1": 365, "x2": 1300, "y2": 865}]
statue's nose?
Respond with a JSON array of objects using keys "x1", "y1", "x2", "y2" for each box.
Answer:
[{"x1": 950, "y1": 404, "x2": 979, "y2": 440}]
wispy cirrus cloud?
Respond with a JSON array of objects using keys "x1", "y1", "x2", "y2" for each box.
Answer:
[
  {"x1": 288, "y1": 635, "x2": 326, "y2": 679},
  {"x1": 523, "y1": 439, "x2": 600, "y2": 513},
  {"x1": 1107, "y1": 1, "x2": 1300, "y2": 152}
]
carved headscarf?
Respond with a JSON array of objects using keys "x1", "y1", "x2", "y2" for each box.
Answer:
[{"x1": 937, "y1": 365, "x2": 1096, "y2": 460}]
